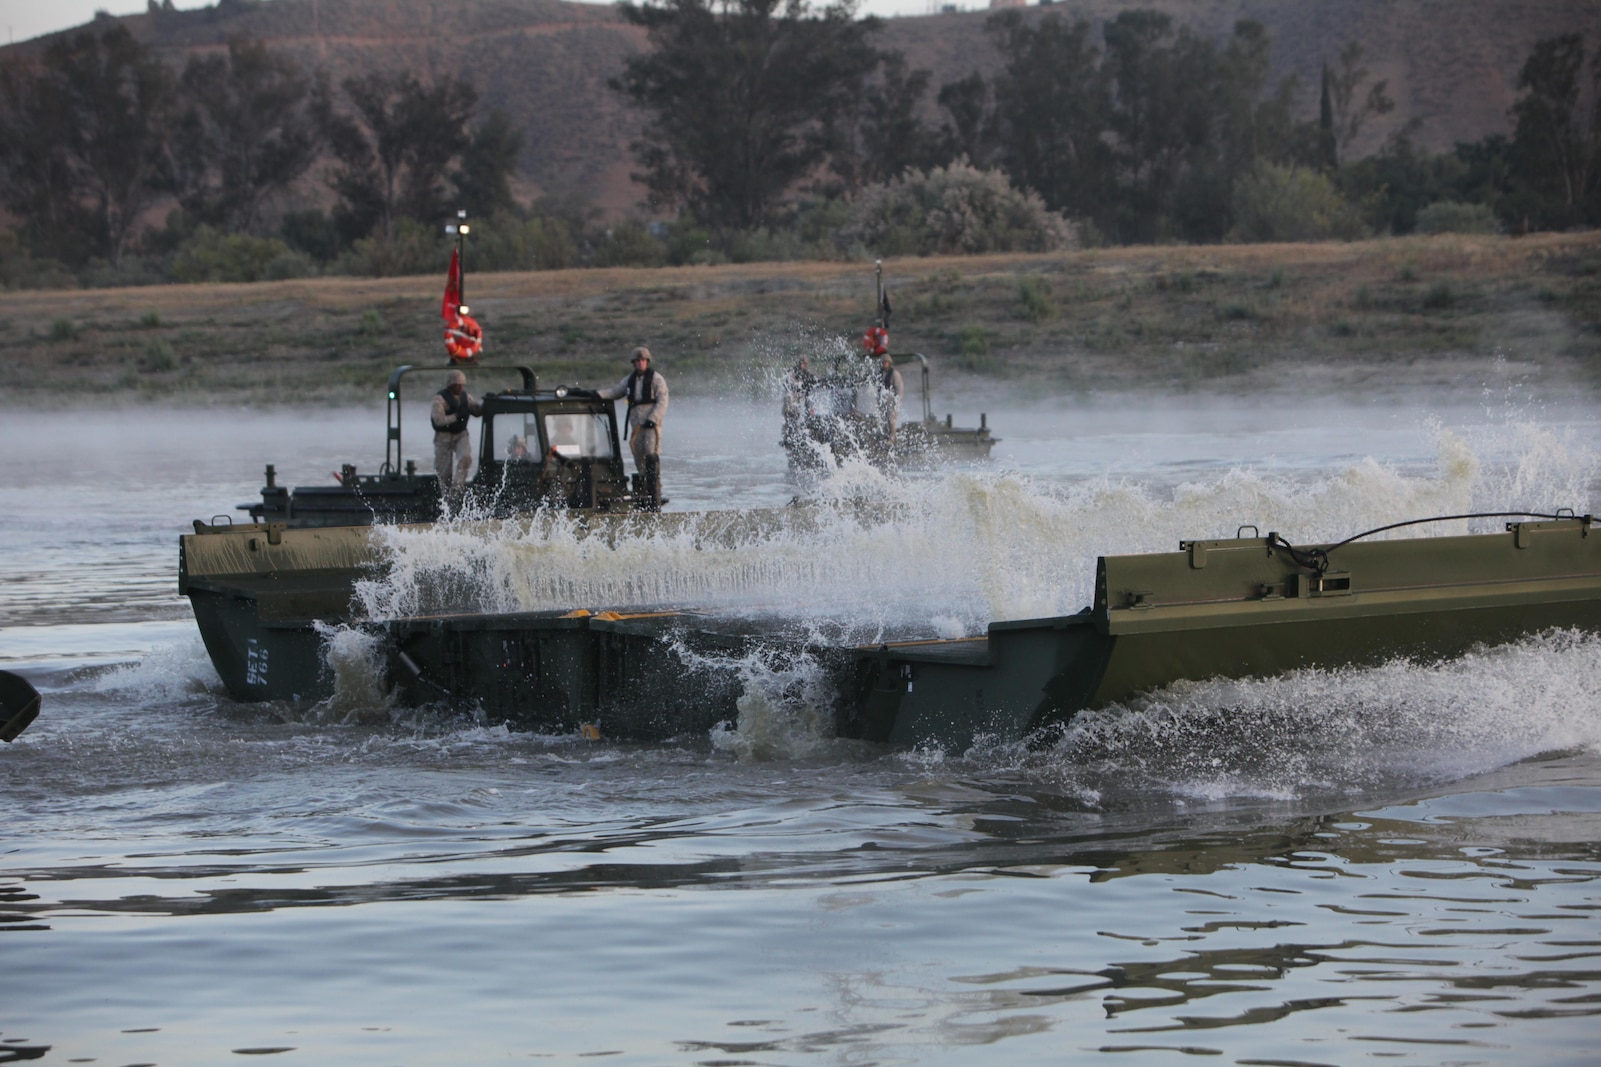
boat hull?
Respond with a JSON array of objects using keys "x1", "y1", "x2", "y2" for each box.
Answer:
[{"x1": 181, "y1": 516, "x2": 1601, "y2": 750}]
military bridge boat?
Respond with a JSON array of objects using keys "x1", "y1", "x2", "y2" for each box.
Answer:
[
  {"x1": 783, "y1": 261, "x2": 998, "y2": 471},
  {"x1": 180, "y1": 512, "x2": 1601, "y2": 750}
]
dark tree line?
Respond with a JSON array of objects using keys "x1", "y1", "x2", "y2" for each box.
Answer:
[
  {"x1": 0, "y1": 25, "x2": 174, "y2": 267},
  {"x1": 615, "y1": 2, "x2": 1601, "y2": 247},
  {"x1": 0, "y1": 25, "x2": 517, "y2": 275},
  {"x1": 2, "y1": 10, "x2": 1598, "y2": 288},
  {"x1": 610, "y1": 3, "x2": 1348, "y2": 244},
  {"x1": 971, "y1": 9, "x2": 1319, "y2": 243}
]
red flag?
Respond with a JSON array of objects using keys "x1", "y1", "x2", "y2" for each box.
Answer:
[{"x1": 441, "y1": 247, "x2": 461, "y2": 322}]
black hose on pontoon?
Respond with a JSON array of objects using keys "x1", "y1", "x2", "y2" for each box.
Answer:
[{"x1": 1267, "y1": 511, "x2": 1592, "y2": 575}]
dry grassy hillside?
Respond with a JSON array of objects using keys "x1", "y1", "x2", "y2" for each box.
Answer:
[
  {"x1": 8, "y1": 0, "x2": 1599, "y2": 215},
  {"x1": 3, "y1": 233, "x2": 1598, "y2": 406}
]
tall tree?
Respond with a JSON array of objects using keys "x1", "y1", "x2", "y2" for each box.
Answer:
[
  {"x1": 322, "y1": 71, "x2": 477, "y2": 242},
  {"x1": 983, "y1": 11, "x2": 1112, "y2": 226},
  {"x1": 1317, "y1": 64, "x2": 1339, "y2": 172},
  {"x1": 1508, "y1": 32, "x2": 1601, "y2": 227},
  {"x1": 0, "y1": 56, "x2": 89, "y2": 262},
  {"x1": 1103, "y1": 10, "x2": 1217, "y2": 241},
  {"x1": 453, "y1": 108, "x2": 525, "y2": 218},
  {"x1": 1215, "y1": 20, "x2": 1300, "y2": 172},
  {"x1": 1176, "y1": 19, "x2": 1305, "y2": 240},
  {"x1": 1326, "y1": 41, "x2": 1395, "y2": 166},
  {"x1": 822, "y1": 51, "x2": 939, "y2": 193},
  {"x1": 936, "y1": 72, "x2": 991, "y2": 167},
  {"x1": 613, "y1": 0, "x2": 881, "y2": 231},
  {"x1": 0, "y1": 25, "x2": 175, "y2": 266},
  {"x1": 174, "y1": 37, "x2": 322, "y2": 234}
]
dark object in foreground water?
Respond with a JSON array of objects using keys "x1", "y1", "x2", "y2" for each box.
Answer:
[
  {"x1": 0, "y1": 670, "x2": 40, "y2": 742},
  {"x1": 179, "y1": 512, "x2": 1600, "y2": 750}
]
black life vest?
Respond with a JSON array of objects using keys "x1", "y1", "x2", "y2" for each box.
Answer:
[
  {"x1": 435, "y1": 387, "x2": 470, "y2": 434},
  {"x1": 626, "y1": 368, "x2": 657, "y2": 414}
]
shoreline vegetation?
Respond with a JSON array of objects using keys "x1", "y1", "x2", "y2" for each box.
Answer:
[{"x1": 3, "y1": 232, "x2": 1599, "y2": 407}]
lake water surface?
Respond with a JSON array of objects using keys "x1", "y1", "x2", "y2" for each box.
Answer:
[{"x1": 3, "y1": 382, "x2": 1600, "y2": 1066}]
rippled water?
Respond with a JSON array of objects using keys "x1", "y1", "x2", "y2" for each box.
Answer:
[{"x1": 3, "y1": 384, "x2": 1601, "y2": 1065}]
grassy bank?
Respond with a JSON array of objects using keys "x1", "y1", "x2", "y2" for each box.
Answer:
[{"x1": 3, "y1": 232, "x2": 1599, "y2": 406}]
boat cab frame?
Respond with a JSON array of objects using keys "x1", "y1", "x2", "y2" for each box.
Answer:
[{"x1": 246, "y1": 363, "x2": 640, "y2": 527}]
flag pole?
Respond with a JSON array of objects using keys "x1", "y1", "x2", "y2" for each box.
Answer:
[{"x1": 445, "y1": 209, "x2": 468, "y2": 318}]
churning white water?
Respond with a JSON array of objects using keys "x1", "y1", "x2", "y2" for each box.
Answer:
[{"x1": 355, "y1": 422, "x2": 1590, "y2": 637}]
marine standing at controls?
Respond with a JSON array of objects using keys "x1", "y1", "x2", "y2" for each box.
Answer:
[
  {"x1": 598, "y1": 346, "x2": 669, "y2": 508},
  {"x1": 431, "y1": 368, "x2": 482, "y2": 505}
]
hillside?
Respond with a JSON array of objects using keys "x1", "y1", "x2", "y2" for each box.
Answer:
[
  {"x1": 7, "y1": 0, "x2": 1600, "y2": 216},
  {"x1": 4, "y1": 233, "x2": 1598, "y2": 406}
]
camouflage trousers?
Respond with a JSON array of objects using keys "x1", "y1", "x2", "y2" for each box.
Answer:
[{"x1": 434, "y1": 432, "x2": 473, "y2": 500}]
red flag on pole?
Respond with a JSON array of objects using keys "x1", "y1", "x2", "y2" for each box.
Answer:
[{"x1": 441, "y1": 247, "x2": 461, "y2": 322}]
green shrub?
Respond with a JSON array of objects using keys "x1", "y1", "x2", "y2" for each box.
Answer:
[
  {"x1": 142, "y1": 339, "x2": 176, "y2": 371},
  {"x1": 262, "y1": 251, "x2": 315, "y2": 280},
  {"x1": 334, "y1": 219, "x2": 450, "y2": 278},
  {"x1": 842, "y1": 161, "x2": 1076, "y2": 256},
  {"x1": 359, "y1": 309, "x2": 384, "y2": 337},
  {"x1": 1230, "y1": 163, "x2": 1368, "y2": 243},
  {"x1": 0, "y1": 229, "x2": 77, "y2": 291},
  {"x1": 139, "y1": 309, "x2": 162, "y2": 328},
  {"x1": 528, "y1": 218, "x2": 580, "y2": 270},
  {"x1": 50, "y1": 318, "x2": 79, "y2": 341},
  {"x1": 468, "y1": 210, "x2": 582, "y2": 272},
  {"x1": 593, "y1": 222, "x2": 667, "y2": 268},
  {"x1": 956, "y1": 325, "x2": 990, "y2": 356},
  {"x1": 172, "y1": 225, "x2": 302, "y2": 283},
  {"x1": 1017, "y1": 276, "x2": 1054, "y2": 322},
  {"x1": 1422, "y1": 280, "x2": 1455, "y2": 309},
  {"x1": 280, "y1": 209, "x2": 344, "y2": 264},
  {"x1": 1415, "y1": 201, "x2": 1498, "y2": 235}
]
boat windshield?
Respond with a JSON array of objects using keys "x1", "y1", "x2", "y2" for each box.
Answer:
[
  {"x1": 495, "y1": 415, "x2": 540, "y2": 464},
  {"x1": 544, "y1": 412, "x2": 614, "y2": 460}
]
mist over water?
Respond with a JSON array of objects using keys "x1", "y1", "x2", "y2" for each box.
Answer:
[{"x1": 3, "y1": 384, "x2": 1600, "y2": 1065}]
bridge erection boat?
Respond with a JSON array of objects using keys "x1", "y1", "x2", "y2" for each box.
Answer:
[{"x1": 782, "y1": 261, "x2": 998, "y2": 472}]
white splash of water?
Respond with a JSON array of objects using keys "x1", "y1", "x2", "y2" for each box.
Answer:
[
  {"x1": 683, "y1": 637, "x2": 842, "y2": 762},
  {"x1": 91, "y1": 636, "x2": 220, "y2": 701},
  {"x1": 1039, "y1": 629, "x2": 1601, "y2": 800},
  {"x1": 351, "y1": 424, "x2": 1516, "y2": 637},
  {"x1": 308, "y1": 622, "x2": 393, "y2": 725}
]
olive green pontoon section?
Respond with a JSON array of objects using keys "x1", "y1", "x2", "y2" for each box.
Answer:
[
  {"x1": 846, "y1": 518, "x2": 1601, "y2": 750},
  {"x1": 181, "y1": 514, "x2": 1599, "y2": 749}
]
